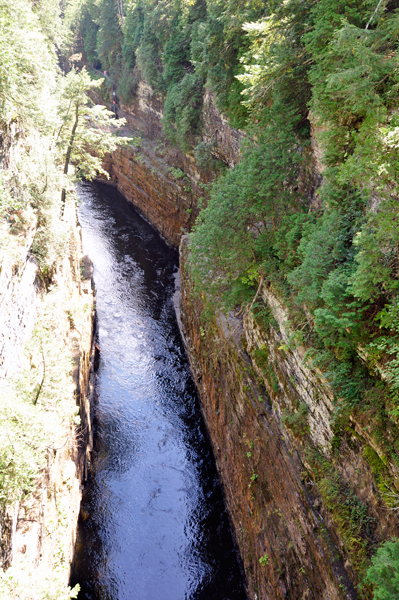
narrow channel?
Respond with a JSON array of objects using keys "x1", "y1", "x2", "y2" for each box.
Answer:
[{"x1": 70, "y1": 181, "x2": 246, "y2": 600}]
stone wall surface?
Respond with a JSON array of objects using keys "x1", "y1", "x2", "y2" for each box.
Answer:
[
  {"x1": 0, "y1": 199, "x2": 95, "y2": 588},
  {"x1": 178, "y1": 239, "x2": 355, "y2": 600},
  {"x1": 101, "y1": 139, "x2": 199, "y2": 247},
  {"x1": 95, "y1": 81, "x2": 244, "y2": 247},
  {"x1": 201, "y1": 89, "x2": 244, "y2": 168},
  {"x1": 0, "y1": 228, "x2": 39, "y2": 380},
  {"x1": 178, "y1": 240, "x2": 399, "y2": 599},
  {"x1": 100, "y1": 79, "x2": 399, "y2": 599}
]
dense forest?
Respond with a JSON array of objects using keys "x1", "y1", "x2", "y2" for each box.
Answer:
[{"x1": 2, "y1": 0, "x2": 399, "y2": 596}]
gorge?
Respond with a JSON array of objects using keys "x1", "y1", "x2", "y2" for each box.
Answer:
[
  {"x1": 2, "y1": 0, "x2": 399, "y2": 599},
  {"x1": 69, "y1": 181, "x2": 246, "y2": 599}
]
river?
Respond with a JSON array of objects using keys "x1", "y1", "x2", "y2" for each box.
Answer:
[{"x1": 69, "y1": 181, "x2": 246, "y2": 600}]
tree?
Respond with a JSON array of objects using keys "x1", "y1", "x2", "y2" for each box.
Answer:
[
  {"x1": 56, "y1": 67, "x2": 127, "y2": 212},
  {"x1": 365, "y1": 538, "x2": 399, "y2": 599}
]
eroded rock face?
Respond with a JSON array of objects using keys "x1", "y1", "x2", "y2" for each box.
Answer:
[
  {"x1": 0, "y1": 200, "x2": 95, "y2": 587},
  {"x1": 179, "y1": 239, "x2": 356, "y2": 600},
  {"x1": 0, "y1": 236, "x2": 39, "y2": 380},
  {"x1": 101, "y1": 80, "x2": 399, "y2": 599},
  {"x1": 178, "y1": 237, "x2": 399, "y2": 598},
  {"x1": 202, "y1": 89, "x2": 244, "y2": 168},
  {"x1": 99, "y1": 82, "x2": 243, "y2": 247},
  {"x1": 101, "y1": 140, "x2": 200, "y2": 247}
]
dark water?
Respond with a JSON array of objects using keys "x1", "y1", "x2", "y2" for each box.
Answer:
[{"x1": 70, "y1": 182, "x2": 246, "y2": 600}]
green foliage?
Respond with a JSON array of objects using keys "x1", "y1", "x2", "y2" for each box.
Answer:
[
  {"x1": 0, "y1": 566, "x2": 80, "y2": 599},
  {"x1": 95, "y1": 0, "x2": 123, "y2": 76},
  {"x1": 362, "y1": 446, "x2": 398, "y2": 508},
  {"x1": 168, "y1": 167, "x2": 185, "y2": 179},
  {"x1": 178, "y1": 0, "x2": 399, "y2": 486},
  {"x1": 0, "y1": 288, "x2": 80, "y2": 509},
  {"x1": 0, "y1": 0, "x2": 58, "y2": 130},
  {"x1": 237, "y1": 0, "x2": 313, "y2": 121},
  {"x1": 194, "y1": 141, "x2": 225, "y2": 171},
  {"x1": 162, "y1": 73, "x2": 204, "y2": 151},
  {"x1": 306, "y1": 448, "x2": 375, "y2": 573},
  {"x1": 57, "y1": 67, "x2": 128, "y2": 185},
  {"x1": 281, "y1": 402, "x2": 309, "y2": 438},
  {"x1": 259, "y1": 551, "x2": 269, "y2": 566},
  {"x1": 288, "y1": 210, "x2": 346, "y2": 309},
  {"x1": 351, "y1": 199, "x2": 399, "y2": 302},
  {"x1": 365, "y1": 538, "x2": 399, "y2": 599},
  {"x1": 189, "y1": 106, "x2": 308, "y2": 310}
]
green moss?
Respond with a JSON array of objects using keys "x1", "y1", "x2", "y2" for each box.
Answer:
[
  {"x1": 305, "y1": 446, "x2": 375, "y2": 576},
  {"x1": 363, "y1": 446, "x2": 398, "y2": 509},
  {"x1": 251, "y1": 302, "x2": 278, "y2": 331},
  {"x1": 251, "y1": 346, "x2": 280, "y2": 394},
  {"x1": 282, "y1": 402, "x2": 310, "y2": 439}
]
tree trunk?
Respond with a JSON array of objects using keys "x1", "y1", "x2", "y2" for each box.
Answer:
[{"x1": 61, "y1": 101, "x2": 80, "y2": 216}]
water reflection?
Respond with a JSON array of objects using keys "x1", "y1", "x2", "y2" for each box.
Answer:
[{"x1": 70, "y1": 182, "x2": 246, "y2": 600}]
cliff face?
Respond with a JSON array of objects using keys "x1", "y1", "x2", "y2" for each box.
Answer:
[
  {"x1": 102, "y1": 81, "x2": 399, "y2": 599},
  {"x1": 0, "y1": 198, "x2": 95, "y2": 590},
  {"x1": 179, "y1": 240, "x2": 354, "y2": 600},
  {"x1": 179, "y1": 242, "x2": 399, "y2": 598},
  {"x1": 0, "y1": 227, "x2": 39, "y2": 380},
  {"x1": 96, "y1": 83, "x2": 243, "y2": 247}
]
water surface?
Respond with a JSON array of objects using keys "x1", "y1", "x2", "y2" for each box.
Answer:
[{"x1": 70, "y1": 182, "x2": 246, "y2": 600}]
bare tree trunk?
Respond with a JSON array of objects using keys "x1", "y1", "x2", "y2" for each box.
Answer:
[
  {"x1": 115, "y1": 0, "x2": 124, "y2": 25},
  {"x1": 61, "y1": 102, "x2": 80, "y2": 216},
  {"x1": 249, "y1": 275, "x2": 265, "y2": 313}
]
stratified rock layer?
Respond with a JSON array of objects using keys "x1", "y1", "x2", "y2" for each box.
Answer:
[
  {"x1": 0, "y1": 199, "x2": 95, "y2": 585},
  {"x1": 102, "y1": 80, "x2": 399, "y2": 599},
  {"x1": 97, "y1": 83, "x2": 243, "y2": 247}
]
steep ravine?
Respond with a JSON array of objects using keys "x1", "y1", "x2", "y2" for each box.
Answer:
[{"x1": 100, "y1": 81, "x2": 399, "y2": 599}]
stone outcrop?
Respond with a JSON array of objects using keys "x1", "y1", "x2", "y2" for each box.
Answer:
[
  {"x1": 101, "y1": 137, "x2": 200, "y2": 247},
  {"x1": 0, "y1": 228, "x2": 39, "y2": 380},
  {"x1": 96, "y1": 81, "x2": 244, "y2": 247},
  {"x1": 201, "y1": 89, "x2": 244, "y2": 168},
  {"x1": 179, "y1": 240, "x2": 350, "y2": 599},
  {"x1": 178, "y1": 239, "x2": 399, "y2": 599}
]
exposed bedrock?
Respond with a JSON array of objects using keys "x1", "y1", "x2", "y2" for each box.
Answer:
[
  {"x1": 102, "y1": 81, "x2": 399, "y2": 599},
  {"x1": 96, "y1": 83, "x2": 243, "y2": 247},
  {"x1": 0, "y1": 198, "x2": 95, "y2": 586}
]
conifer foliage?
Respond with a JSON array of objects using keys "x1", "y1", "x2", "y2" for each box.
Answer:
[{"x1": 70, "y1": 0, "x2": 399, "y2": 592}]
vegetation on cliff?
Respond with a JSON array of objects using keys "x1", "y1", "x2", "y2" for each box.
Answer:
[
  {"x1": 68, "y1": 0, "x2": 399, "y2": 594},
  {"x1": 0, "y1": 0, "x2": 127, "y2": 596}
]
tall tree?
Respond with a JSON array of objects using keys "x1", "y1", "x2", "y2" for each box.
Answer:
[{"x1": 56, "y1": 67, "x2": 128, "y2": 213}]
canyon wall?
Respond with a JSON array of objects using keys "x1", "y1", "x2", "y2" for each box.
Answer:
[
  {"x1": 101, "y1": 82, "x2": 399, "y2": 599},
  {"x1": 95, "y1": 85, "x2": 243, "y2": 247},
  {"x1": 0, "y1": 197, "x2": 95, "y2": 591},
  {"x1": 179, "y1": 243, "x2": 399, "y2": 599}
]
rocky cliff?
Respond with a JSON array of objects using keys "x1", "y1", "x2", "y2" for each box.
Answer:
[
  {"x1": 0, "y1": 196, "x2": 95, "y2": 592},
  {"x1": 179, "y1": 241, "x2": 399, "y2": 599},
  {"x1": 101, "y1": 81, "x2": 399, "y2": 599},
  {"x1": 95, "y1": 84, "x2": 243, "y2": 247}
]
